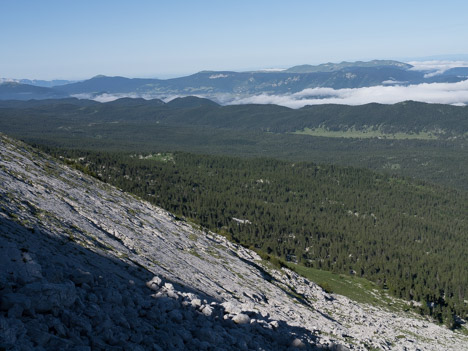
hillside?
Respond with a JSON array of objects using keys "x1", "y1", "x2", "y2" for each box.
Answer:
[
  {"x1": 45, "y1": 149, "x2": 468, "y2": 321},
  {"x1": 1, "y1": 97, "x2": 466, "y2": 137},
  {"x1": 54, "y1": 75, "x2": 160, "y2": 95},
  {"x1": 1, "y1": 134, "x2": 467, "y2": 350}
]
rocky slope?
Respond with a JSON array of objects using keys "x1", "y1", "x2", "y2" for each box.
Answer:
[{"x1": 1, "y1": 134, "x2": 467, "y2": 350}]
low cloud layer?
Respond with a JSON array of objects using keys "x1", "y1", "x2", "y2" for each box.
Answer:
[
  {"x1": 408, "y1": 60, "x2": 468, "y2": 77},
  {"x1": 256, "y1": 68, "x2": 287, "y2": 72},
  {"x1": 230, "y1": 80, "x2": 468, "y2": 108},
  {"x1": 72, "y1": 92, "x2": 157, "y2": 103},
  {"x1": 74, "y1": 80, "x2": 468, "y2": 108}
]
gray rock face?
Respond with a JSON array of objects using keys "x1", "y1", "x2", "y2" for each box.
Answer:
[{"x1": 1, "y1": 134, "x2": 467, "y2": 351}]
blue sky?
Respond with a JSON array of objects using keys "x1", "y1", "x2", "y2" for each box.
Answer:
[{"x1": 2, "y1": 0, "x2": 468, "y2": 79}]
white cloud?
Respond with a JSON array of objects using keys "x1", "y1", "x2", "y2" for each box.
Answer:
[
  {"x1": 256, "y1": 68, "x2": 287, "y2": 72},
  {"x1": 382, "y1": 80, "x2": 408, "y2": 85},
  {"x1": 72, "y1": 92, "x2": 156, "y2": 103},
  {"x1": 72, "y1": 80, "x2": 468, "y2": 108},
  {"x1": 230, "y1": 80, "x2": 468, "y2": 108},
  {"x1": 408, "y1": 60, "x2": 468, "y2": 78},
  {"x1": 0, "y1": 78, "x2": 19, "y2": 84}
]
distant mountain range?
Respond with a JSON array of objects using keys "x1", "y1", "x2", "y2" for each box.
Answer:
[
  {"x1": 283, "y1": 59, "x2": 412, "y2": 73},
  {"x1": 0, "y1": 78, "x2": 74, "y2": 87},
  {"x1": 1, "y1": 59, "x2": 468, "y2": 102},
  {"x1": 0, "y1": 82, "x2": 69, "y2": 100}
]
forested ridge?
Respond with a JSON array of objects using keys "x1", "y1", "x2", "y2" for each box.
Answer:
[
  {"x1": 1, "y1": 98, "x2": 467, "y2": 135},
  {"x1": 1, "y1": 98, "x2": 467, "y2": 191},
  {"x1": 41, "y1": 147, "x2": 468, "y2": 326}
]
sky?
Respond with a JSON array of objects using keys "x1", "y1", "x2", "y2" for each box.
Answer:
[{"x1": 2, "y1": 0, "x2": 468, "y2": 80}]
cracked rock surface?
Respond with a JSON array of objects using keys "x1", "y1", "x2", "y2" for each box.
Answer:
[{"x1": 1, "y1": 134, "x2": 467, "y2": 350}]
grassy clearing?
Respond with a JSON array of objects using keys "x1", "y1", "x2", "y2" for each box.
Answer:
[
  {"x1": 286, "y1": 263, "x2": 408, "y2": 311},
  {"x1": 293, "y1": 127, "x2": 438, "y2": 140},
  {"x1": 141, "y1": 153, "x2": 174, "y2": 163}
]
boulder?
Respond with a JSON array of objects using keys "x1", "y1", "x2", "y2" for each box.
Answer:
[
  {"x1": 163, "y1": 282, "x2": 174, "y2": 291},
  {"x1": 146, "y1": 276, "x2": 162, "y2": 291},
  {"x1": 232, "y1": 313, "x2": 250, "y2": 325},
  {"x1": 191, "y1": 298, "x2": 202, "y2": 309},
  {"x1": 1, "y1": 293, "x2": 31, "y2": 311},
  {"x1": 291, "y1": 338, "x2": 306, "y2": 348},
  {"x1": 166, "y1": 290, "x2": 179, "y2": 299},
  {"x1": 270, "y1": 320, "x2": 279, "y2": 329},
  {"x1": 70, "y1": 268, "x2": 94, "y2": 286},
  {"x1": 201, "y1": 305, "x2": 213, "y2": 317}
]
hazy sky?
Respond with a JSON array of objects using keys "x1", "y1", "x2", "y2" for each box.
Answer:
[{"x1": 2, "y1": 0, "x2": 468, "y2": 79}]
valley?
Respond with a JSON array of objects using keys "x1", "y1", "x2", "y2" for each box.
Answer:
[
  {"x1": 40, "y1": 148, "x2": 467, "y2": 324},
  {"x1": 0, "y1": 97, "x2": 466, "y2": 191}
]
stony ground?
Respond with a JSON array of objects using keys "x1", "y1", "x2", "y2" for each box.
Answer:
[{"x1": 1, "y1": 134, "x2": 467, "y2": 350}]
